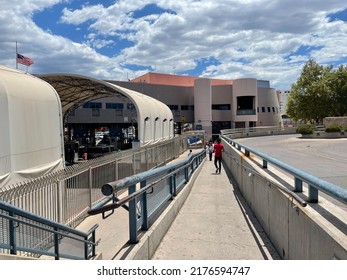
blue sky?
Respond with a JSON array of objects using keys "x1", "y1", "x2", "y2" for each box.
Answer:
[{"x1": 1, "y1": 0, "x2": 347, "y2": 89}]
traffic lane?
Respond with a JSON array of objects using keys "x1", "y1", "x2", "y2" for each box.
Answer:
[{"x1": 235, "y1": 134, "x2": 347, "y2": 190}]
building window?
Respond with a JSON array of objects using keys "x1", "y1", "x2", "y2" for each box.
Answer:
[
  {"x1": 262, "y1": 107, "x2": 265, "y2": 113},
  {"x1": 212, "y1": 121, "x2": 231, "y2": 134},
  {"x1": 268, "y1": 107, "x2": 271, "y2": 112},
  {"x1": 83, "y1": 102, "x2": 102, "y2": 109},
  {"x1": 212, "y1": 104, "x2": 231, "y2": 110},
  {"x1": 106, "y1": 103, "x2": 124, "y2": 110},
  {"x1": 168, "y1": 105, "x2": 179, "y2": 110},
  {"x1": 181, "y1": 105, "x2": 194, "y2": 110}
]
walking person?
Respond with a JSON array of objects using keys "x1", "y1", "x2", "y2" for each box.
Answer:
[
  {"x1": 213, "y1": 138, "x2": 224, "y2": 173},
  {"x1": 207, "y1": 142, "x2": 214, "y2": 161}
]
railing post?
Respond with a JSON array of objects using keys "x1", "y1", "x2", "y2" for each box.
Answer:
[
  {"x1": 140, "y1": 180, "x2": 148, "y2": 230},
  {"x1": 9, "y1": 211, "x2": 16, "y2": 255},
  {"x1": 308, "y1": 185, "x2": 318, "y2": 203},
  {"x1": 84, "y1": 229, "x2": 96, "y2": 260},
  {"x1": 263, "y1": 160, "x2": 267, "y2": 169},
  {"x1": 172, "y1": 171, "x2": 177, "y2": 196},
  {"x1": 91, "y1": 229, "x2": 96, "y2": 257},
  {"x1": 54, "y1": 226, "x2": 60, "y2": 260},
  {"x1": 128, "y1": 184, "x2": 138, "y2": 243},
  {"x1": 294, "y1": 177, "x2": 303, "y2": 192},
  {"x1": 84, "y1": 235, "x2": 89, "y2": 260}
]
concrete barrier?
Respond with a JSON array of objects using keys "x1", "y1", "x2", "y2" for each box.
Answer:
[{"x1": 223, "y1": 140, "x2": 347, "y2": 259}]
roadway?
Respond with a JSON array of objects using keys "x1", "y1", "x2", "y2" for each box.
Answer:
[
  {"x1": 235, "y1": 134, "x2": 347, "y2": 190},
  {"x1": 235, "y1": 134, "x2": 347, "y2": 210}
]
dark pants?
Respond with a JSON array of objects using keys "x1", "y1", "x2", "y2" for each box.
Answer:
[
  {"x1": 209, "y1": 153, "x2": 212, "y2": 161},
  {"x1": 214, "y1": 156, "x2": 222, "y2": 171}
]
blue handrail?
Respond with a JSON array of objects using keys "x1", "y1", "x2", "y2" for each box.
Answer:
[
  {"x1": 88, "y1": 149, "x2": 206, "y2": 243},
  {"x1": 0, "y1": 200, "x2": 99, "y2": 260},
  {"x1": 224, "y1": 137, "x2": 347, "y2": 205}
]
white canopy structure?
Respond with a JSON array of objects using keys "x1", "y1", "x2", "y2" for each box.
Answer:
[
  {"x1": 105, "y1": 83, "x2": 174, "y2": 146},
  {"x1": 0, "y1": 66, "x2": 64, "y2": 188}
]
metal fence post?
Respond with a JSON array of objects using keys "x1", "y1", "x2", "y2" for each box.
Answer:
[
  {"x1": 115, "y1": 159, "x2": 119, "y2": 181},
  {"x1": 57, "y1": 180, "x2": 63, "y2": 223},
  {"x1": 128, "y1": 184, "x2": 138, "y2": 243},
  {"x1": 145, "y1": 148, "x2": 149, "y2": 170},
  {"x1": 89, "y1": 166, "x2": 93, "y2": 207}
]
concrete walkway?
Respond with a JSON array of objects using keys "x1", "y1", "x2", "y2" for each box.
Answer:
[
  {"x1": 73, "y1": 151, "x2": 280, "y2": 260},
  {"x1": 151, "y1": 156, "x2": 279, "y2": 260}
]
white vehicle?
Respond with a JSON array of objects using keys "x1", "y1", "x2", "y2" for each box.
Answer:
[{"x1": 95, "y1": 132, "x2": 104, "y2": 139}]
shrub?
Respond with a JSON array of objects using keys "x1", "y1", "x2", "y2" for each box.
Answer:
[
  {"x1": 325, "y1": 123, "x2": 342, "y2": 133},
  {"x1": 296, "y1": 124, "x2": 316, "y2": 134}
]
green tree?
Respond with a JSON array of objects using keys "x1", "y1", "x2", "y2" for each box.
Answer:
[
  {"x1": 287, "y1": 59, "x2": 333, "y2": 123},
  {"x1": 327, "y1": 65, "x2": 347, "y2": 116}
]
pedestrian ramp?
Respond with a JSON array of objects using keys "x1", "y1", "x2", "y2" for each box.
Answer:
[
  {"x1": 74, "y1": 150, "x2": 280, "y2": 260},
  {"x1": 151, "y1": 158, "x2": 280, "y2": 260}
]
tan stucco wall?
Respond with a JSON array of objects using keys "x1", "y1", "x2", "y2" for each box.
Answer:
[{"x1": 323, "y1": 117, "x2": 347, "y2": 127}]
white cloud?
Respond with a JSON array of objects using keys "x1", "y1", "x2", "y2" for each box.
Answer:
[{"x1": 0, "y1": 0, "x2": 347, "y2": 89}]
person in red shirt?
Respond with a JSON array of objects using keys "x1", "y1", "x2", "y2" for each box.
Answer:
[{"x1": 213, "y1": 138, "x2": 224, "y2": 174}]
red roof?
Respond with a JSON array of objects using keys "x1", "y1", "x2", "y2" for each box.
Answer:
[{"x1": 130, "y1": 72, "x2": 232, "y2": 86}]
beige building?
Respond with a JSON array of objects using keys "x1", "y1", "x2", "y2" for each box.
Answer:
[{"x1": 67, "y1": 72, "x2": 282, "y2": 141}]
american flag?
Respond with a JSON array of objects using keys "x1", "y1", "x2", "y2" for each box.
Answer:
[{"x1": 17, "y1": 53, "x2": 34, "y2": 66}]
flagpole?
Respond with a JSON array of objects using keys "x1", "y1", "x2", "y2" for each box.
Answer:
[{"x1": 16, "y1": 41, "x2": 18, "y2": 69}]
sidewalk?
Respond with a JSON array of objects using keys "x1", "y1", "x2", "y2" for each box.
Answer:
[{"x1": 151, "y1": 156, "x2": 280, "y2": 260}]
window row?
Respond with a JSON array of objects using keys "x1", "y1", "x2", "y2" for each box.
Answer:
[
  {"x1": 83, "y1": 102, "x2": 135, "y2": 110},
  {"x1": 81, "y1": 102, "x2": 279, "y2": 114}
]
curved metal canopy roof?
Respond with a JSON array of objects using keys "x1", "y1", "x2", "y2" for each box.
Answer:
[
  {"x1": 38, "y1": 73, "x2": 174, "y2": 145},
  {"x1": 39, "y1": 73, "x2": 128, "y2": 122}
]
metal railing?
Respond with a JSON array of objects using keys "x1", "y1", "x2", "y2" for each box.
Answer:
[
  {"x1": 0, "y1": 200, "x2": 98, "y2": 260},
  {"x1": 223, "y1": 136, "x2": 347, "y2": 205},
  {"x1": 0, "y1": 136, "x2": 187, "y2": 258},
  {"x1": 221, "y1": 126, "x2": 297, "y2": 138},
  {"x1": 88, "y1": 149, "x2": 206, "y2": 243}
]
